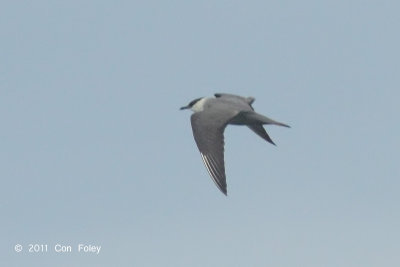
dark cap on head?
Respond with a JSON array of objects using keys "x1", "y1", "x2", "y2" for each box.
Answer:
[{"x1": 180, "y1": 97, "x2": 203, "y2": 110}]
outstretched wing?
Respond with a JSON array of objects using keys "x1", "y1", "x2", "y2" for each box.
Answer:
[
  {"x1": 247, "y1": 124, "x2": 276, "y2": 145},
  {"x1": 190, "y1": 110, "x2": 232, "y2": 195}
]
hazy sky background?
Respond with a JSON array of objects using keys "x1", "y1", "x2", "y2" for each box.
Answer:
[{"x1": 1, "y1": 1, "x2": 399, "y2": 266}]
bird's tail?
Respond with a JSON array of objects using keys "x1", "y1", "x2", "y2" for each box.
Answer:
[{"x1": 245, "y1": 112, "x2": 290, "y2": 128}]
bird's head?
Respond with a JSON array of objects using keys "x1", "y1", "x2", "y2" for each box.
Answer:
[{"x1": 180, "y1": 97, "x2": 206, "y2": 112}]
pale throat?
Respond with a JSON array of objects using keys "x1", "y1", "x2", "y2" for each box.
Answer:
[{"x1": 191, "y1": 97, "x2": 208, "y2": 112}]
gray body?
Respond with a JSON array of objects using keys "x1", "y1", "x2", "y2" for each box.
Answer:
[{"x1": 181, "y1": 93, "x2": 289, "y2": 195}]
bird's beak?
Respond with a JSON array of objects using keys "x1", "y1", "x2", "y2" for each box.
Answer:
[{"x1": 180, "y1": 105, "x2": 189, "y2": 110}]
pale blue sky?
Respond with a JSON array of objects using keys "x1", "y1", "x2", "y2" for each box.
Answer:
[{"x1": 1, "y1": 1, "x2": 399, "y2": 266}]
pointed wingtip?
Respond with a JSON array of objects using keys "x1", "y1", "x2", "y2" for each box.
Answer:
[
  {"x1": 218, "y1": 184, "x2": 228, "y2": 196},
  {"x1": 218, "y1": 185, "x2": 228, "y2": 196},
  {"x1": 265, "y1": 136, "x2": 276, "y2": 146}
]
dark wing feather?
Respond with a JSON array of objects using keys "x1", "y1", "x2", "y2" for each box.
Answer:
[
  {"x1": 247, "y1": 124, "x2": 276, "y2": 145},
  {"x1": 190, "y1": 111, "x2": 231, "y2": 195}
]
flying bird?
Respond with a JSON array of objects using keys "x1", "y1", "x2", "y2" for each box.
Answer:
[{"x1": 180, "y1": 93, "x2": 290, "y2": 195}]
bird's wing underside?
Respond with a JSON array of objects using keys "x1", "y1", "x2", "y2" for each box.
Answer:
[
  {"x1": 190, "y1": 110, "x2": 233, "y2": 195},
  {"x1": 247, "y1": 124, "x2": 276, "y2": 145}
]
